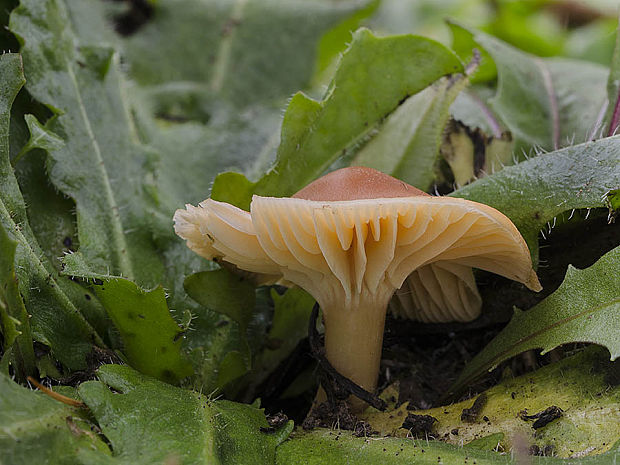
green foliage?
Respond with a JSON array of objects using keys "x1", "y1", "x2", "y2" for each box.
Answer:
[
  {"x1": 450, "y1": 23, "x2": 608, "y2": 151},
  {"x1": 0, "y1": 371, "x2": 110, "y2": 464},
  {"x1": 447, "y1": 246, "x2": 620, "y2": 397},
  {"x1": 605, "y1": 19, "x2": 620, "y2": 136},
  {"x1": 251, "y1": 287, "x2": 315, "y2": 387},
  {"x1": 0, "y1": 220, "x2": 35, "y2": 381},
  {"x1": 351, "y1": 73, "x2": 469, "y2": 189},
  {"x1": 107, "y1": 0, "x2": 373, "y2": 107},
  {"x1": 452, "y1": 137, "x2": 620, "y2": 260},
  {"x1": 77, "y1": 364, "x2": 292, "y2": 465},
  {"x1": 0, "y1": 53, "x2": 104, "y2": 371},
  {"x1": 277, "y1": 430, "x2": 514, "y2": 465},
  {"x1": 183, "y1": 268, "x2": 257, "y2": 388},
  {"x1": 92, "y1": 278, "x2": 193, "y2": 384},
  {"x1": 11, "y1": 0, "x2": 164, "y2": 287},
  {"x1": 212, "y1": 28, "x2": 463, "y2": 208},
  {"x1": 184, "y1": 274, "x2": 317, "y2": 394},
  {"x1": 449, "y1": 21, "x2": 497, "y2": 83},
  {"x1": 185, "y1": 269, "x2": 256, "y2": 332}
]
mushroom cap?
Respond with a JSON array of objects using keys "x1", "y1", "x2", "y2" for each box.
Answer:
[
  {"x1": 174, "y1": 167, "x2": 541, "y2": 321},
  {"x1": 293, "y1": 166, "x2": 429, "y2": 201}
]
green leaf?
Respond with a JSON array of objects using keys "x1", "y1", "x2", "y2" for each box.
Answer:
[
  {"x1": 351, "y1": 74, "x2": 469, "y2": 190},
  {"x1": 0, "y1": 53, "x2": 104, "y2": 370},
  {"x1": 606, "y1": 188, "x2": 620, "y2": 215},
  {"x1": 208, "y1": 171, "x2": 258, "y2": 213},
  {"x1": 13, "y1": 149, "x2": 111, "y2": 342},
  {"x1": 465, "y1": 433, "x2": 505, "y2": 451},
  {"x1": 90, "y1": 277, "x2": 193, "y2": 384},
  {"x1": 251, "y1": 287, "x2": 315, "y2": 386},
  {"x1": 313, "y1": 0, "x2": 380, "y2": 80},
  {"x1": 212, "y1": 28, "x2": 463, "y2": 208},
  {"x1": 183, "y1": 268, "x2": 258, "y2": 388},
  {"x1": 12, "y1": 113, "x2": 63, "y2": 165},
  {"x1": 0, "y1": 371, "x2": 110, "y2": 464},
  {"x1": 110, "y1": 0, "x2": 375, "y2": 108},
  {"x1": 0, "y1": 222, "x2": 35, "y2": 381},
  {"x1": 605, "y1": 16, "x2": 620, "y2": 136},
  {"x1": 447, "y1": 246, "x2": 620, "y2": 398},
  {"x1": 78, "y1": 364, "x2": 293, "y2": 465},
  {"x1": 451, "y1": 136, "x2": 620, "y2": 260},
  {"x1": 184, "y1": 268, "x2": 256, "y2": 331},
  {"x1": 147, "y1": 109, "x2": 283, "y2": 229},
  {"x1": 450, "y1": 23, "x2": 608, "y2": 151},
  {"x1": 8, "y1": 79, "x2": 110, "y2": 343},
  {"x1": 564, "y1": 18, "x2": 617, "y2": 66},
  {"x1": 184, "y1": 307, "x2": 249, "y2": 394},
  {"x1": 216, "y1": 350, "x2": 249, "y2": 389},
  {"x1": 449, "y1": 21, "x2": 497, "y2": 83},
  {"x1": 278, "y1": 430, "x2": 503, "y2": 464},
  {"x1": 10, "y1": 0, "x2": 164, "y2": 286},
  {"x1": 485, "y1": 2, "x2": 566, "y2": 58},
  {"x1": 362, "y1": 347, "x2": 620, "y2": 459},
  {"x1": 450, "y1": 85, "x2": 505, "y2": 137},
  {"x1": 277, "y1": 433, "x2": 620, "y2": 464}
]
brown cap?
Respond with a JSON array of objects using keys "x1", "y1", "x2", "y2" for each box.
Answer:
[{"x1": 293, "y1": 166, "x2": 429, "y2": 201}]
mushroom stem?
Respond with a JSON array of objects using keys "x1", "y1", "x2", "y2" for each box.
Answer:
[{"x1": 321, "y1": 298, "x2": 389, "y2": 411}]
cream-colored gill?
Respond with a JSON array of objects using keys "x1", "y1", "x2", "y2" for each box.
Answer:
[{"x1": 391, "y1": 262, "x2": 482, "y2": 323}]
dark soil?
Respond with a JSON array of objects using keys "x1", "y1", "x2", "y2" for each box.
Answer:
[
  {"x1": 302, "y1": 401, "x2": 358, "y2": 431},
  {"x1": 400, "y1": 414, "x2": 438, "y2": 436}
]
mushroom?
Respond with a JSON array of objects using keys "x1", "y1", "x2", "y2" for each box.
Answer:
[{"x1": 174, "y1": 167, "x2": 541, "y2": 409}]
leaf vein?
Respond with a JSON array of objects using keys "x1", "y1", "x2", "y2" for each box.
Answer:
[{"x1": 65, "y1": 60, "x2": 134, "y2": 279}]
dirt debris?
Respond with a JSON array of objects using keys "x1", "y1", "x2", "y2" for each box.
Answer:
[
  {"x1": 461, "y1": 393, "x2": 488, "y2": 423},
  {"x1": 400, "y1": 414, "x2": 437, "y2": 436},
  {"x1": 520, "y1": 406, "x2": 564, "y2": 429},
  {"x1": 302, "y1": 400, "x2": 357, "y2": 431}
]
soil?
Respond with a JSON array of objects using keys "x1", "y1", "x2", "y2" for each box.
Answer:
[
  {"x1": 301, "y1": 400, "x2": 358, "y2": 431},
  {"x1": 400, "y1": 414, "x2": 437, "y2": 436}
]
